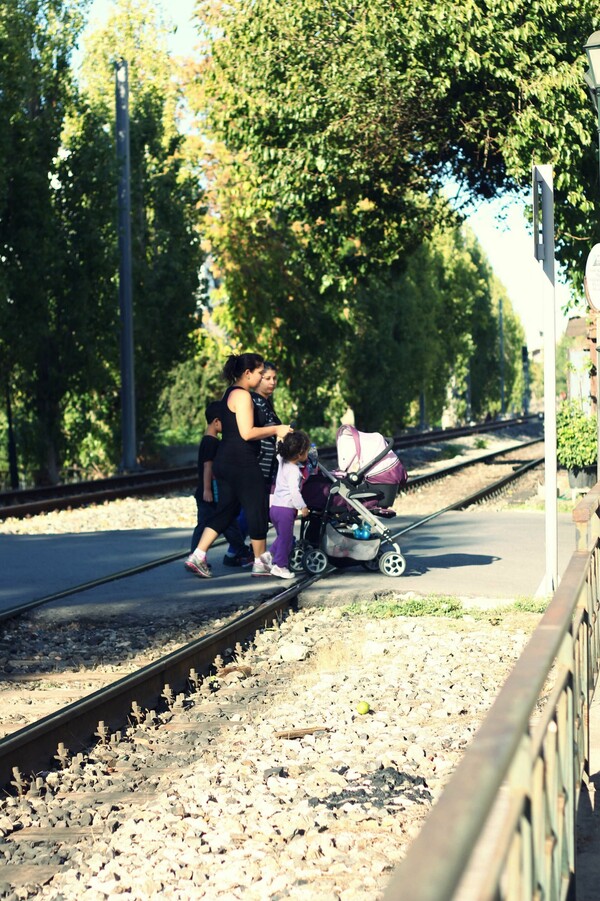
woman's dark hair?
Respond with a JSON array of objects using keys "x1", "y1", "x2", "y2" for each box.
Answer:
[
  {"x1": 263, "y1": 360, "x2": 277, "y2": 372},
  {"x1": 222, "y1": 353, "x2": 264, "y2": 383},
  {"x1": 277, "y1": 430, "x2": 310, "y2": 462}
]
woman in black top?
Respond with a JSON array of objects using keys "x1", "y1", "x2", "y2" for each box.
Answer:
[
  {"x1": 185, "y1": 353, "x2": 292, "y2": 578},
  {"x1": 252, "y1": 361, "x2": 282, "y2": 492}
]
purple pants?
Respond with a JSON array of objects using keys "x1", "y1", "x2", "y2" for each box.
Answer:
[{"x1": 269, "y1": 505, "x2": 297, "y2": 567}]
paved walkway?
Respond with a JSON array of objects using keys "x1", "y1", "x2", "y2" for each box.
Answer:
[{"x1": 0, "y1": 510, "x2": 575, "y2": 618}]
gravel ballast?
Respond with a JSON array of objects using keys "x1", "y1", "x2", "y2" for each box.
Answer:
[{"x1": 0, "y1": 603, "x2": 539, "y2": 901}]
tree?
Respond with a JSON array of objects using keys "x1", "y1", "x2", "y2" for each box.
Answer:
[
  {"x1": 189, "y1": 0, "x2": 588, "y2": 429},
  {"x1": 0, "y1": 0, "x2": 89, "y2": 482},
  {"x1": 68, "y1": 0, "x2": 204, "y2": 464},
  {"x1": 0, "y1": 0, "x2": 205, "y2": 482}
]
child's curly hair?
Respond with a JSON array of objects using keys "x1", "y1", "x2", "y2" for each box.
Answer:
[{"x1": 277, "y1": 430, "x2": 311, "y2": 462}]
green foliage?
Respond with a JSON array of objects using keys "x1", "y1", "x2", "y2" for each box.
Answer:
[
  {"x1": 0, "y1": 0, "x2": 204, "y2": 482},
  {"x1": 157, "y1": 353, "x2": 224, "y2": 445},
  {"x1": 555, "y1": 333, "x2": 573, "y2": 399},
  {"x1": 0, "y1": 0, "x2": 89, "y2": 481},
  {"x1": 556, "y1": 400, "x2": 597, "y2": 470},
  {"x1": 191, "y1": 0, "x2": 535, "y2": 431},
  {"x1": 512, "y1": 597, "x2": 549, "y2": 614},
  {"x1": 343, "y1": 594, "x2": 547, "y2": 622}
]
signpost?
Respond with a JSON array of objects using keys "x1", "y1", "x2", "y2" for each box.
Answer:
[
  {"x1": 532, "y1": 164, "x2": 558, "y2": 594},
  {"x1": 584, "y1": 243, "x2": 600, "y2": 481}
]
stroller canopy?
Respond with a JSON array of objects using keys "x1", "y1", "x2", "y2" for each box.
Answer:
[{"x1": 336, "y1": 425, "x2": 407, "y2": 487}]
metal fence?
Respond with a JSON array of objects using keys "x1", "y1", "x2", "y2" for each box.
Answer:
[{"x1": 383, "y1": 487, "x2": 600, "y2": 901}]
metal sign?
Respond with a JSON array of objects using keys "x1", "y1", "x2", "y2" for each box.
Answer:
[{"x1": 585, "y1": 243, "x2": 600, "y2": 313}]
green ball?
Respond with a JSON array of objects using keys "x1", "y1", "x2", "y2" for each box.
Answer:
[{"x1": 356, "y1": 700, "x2": 370, "y2": 715}]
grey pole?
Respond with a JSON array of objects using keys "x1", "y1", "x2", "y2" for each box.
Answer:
[
  {"x1": 521, "y1": 346, "x2": 530, "y2": 415},
  {"x1": 499, "y1": 297, "x2": 504, "y2": 414},
  {"x1": 533, "y1": 164, "x2": 558, "y2": 593},
  {"x1": 6, "y1": 380, "x2": 19, "y2": 489},
  {"x1": 584, "y1": 34, "x2": 600, "y2": 479},
  {"x1": 115, "y1": 59, "x2": 137, "y2": 472}
]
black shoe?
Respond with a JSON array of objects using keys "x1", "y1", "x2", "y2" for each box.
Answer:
[
  {"x1": 223, "y1": 554, "x2": 242, "y2": 567},
  {"x1": 223, "y1": 548, "x2": 254, "y2": 567}
]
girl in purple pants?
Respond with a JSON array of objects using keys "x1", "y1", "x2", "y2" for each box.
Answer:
[{"x1": 268, "y1": 431, "x2": 311, "y2": 579}]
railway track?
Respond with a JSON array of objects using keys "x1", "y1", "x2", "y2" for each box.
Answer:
[
  {"x1": 0, "y1": 414, "x2": 540, "y2": 520},
  {"x1": 0, "y1": 437, "x2": 545, "y2": 795}
]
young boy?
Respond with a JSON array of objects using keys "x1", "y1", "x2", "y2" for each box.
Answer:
[{"x1": 186, "y1": 401, "x2": 252, "y2": 570}]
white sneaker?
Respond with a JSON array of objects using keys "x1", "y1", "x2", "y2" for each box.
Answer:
[
  {"x1": 260, "y1": 551, "x2": 273, "y2": 568},
  {"x1": 251, "y1": 558, "x2": 271, "y2": 577},
  {"x1": 270, "y1": 564, "x2": 295, "y2": 579}
]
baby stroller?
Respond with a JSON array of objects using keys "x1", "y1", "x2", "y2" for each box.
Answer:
[{"x1": 290, "y1": 425, "x2": 408, "y2": 577}]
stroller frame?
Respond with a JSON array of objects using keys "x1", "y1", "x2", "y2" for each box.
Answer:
[{"x1": 293, "y1": 437, "x2": 406, "y2": 577}]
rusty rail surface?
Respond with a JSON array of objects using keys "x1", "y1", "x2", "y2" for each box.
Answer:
[{"x1": 384, "y1": 484, "x2": 600, "y2": 901}]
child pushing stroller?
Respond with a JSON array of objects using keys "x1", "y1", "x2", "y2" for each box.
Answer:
[{"x1": 291, "y1": 425, "x2": 408, "y2": 577}]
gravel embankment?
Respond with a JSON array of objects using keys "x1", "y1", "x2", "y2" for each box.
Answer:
[{"x1": 0, "y1": 604, "x2": 539, "y2": 901}]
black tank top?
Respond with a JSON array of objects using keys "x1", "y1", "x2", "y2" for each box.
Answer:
[{"x1": 216, "y1": 385, "x2": 260, "y2": 468}]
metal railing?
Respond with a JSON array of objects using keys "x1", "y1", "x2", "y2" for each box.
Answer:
[{"x1": 383, "y1": 485, "x2": 600, "y2": 901}]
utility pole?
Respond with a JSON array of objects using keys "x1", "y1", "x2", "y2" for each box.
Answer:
[
  {"x1": 499, "y1": 298, "x2": 505, "y2": 414},
  {"x1": 521, "y1": 346, "x2": 530, "y2": 415},
  {"x1": 115, "y1": 59, "x2": 137, "y2": 471},
  {"x1": 5, "y1": 380, "x2": 19, "y2": 489}
]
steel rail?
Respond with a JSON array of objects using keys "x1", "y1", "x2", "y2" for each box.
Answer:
[
  {"x1": 0, "y1": 465, "x2": 197, "y2": 505},
  {"x1": 390, "y1": 455, "x2": 545, "y2": 540},
  {"x1": 0, "y1": 472, "x2": 198, "y2": 520},
  {"x1": 0, "y1": 550, "x2": 187, "y2": 624},
  {"x1": 390, "y1": 413, "x2": 540, "y2": 450},
  {"x1": 0, "y1": 576, "x2": 318, "y2": 794},
  {"x1": 404, "y1": 437, "x2": 543, "y2": 492}
]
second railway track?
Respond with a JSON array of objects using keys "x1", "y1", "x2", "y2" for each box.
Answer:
[{"x1": 0, "y1": 414, "x2": 541, "y2": 520}]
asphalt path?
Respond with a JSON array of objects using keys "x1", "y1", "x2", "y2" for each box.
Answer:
[{"x1": 0, "y1": 509, "x2": 576, "y2": 621}]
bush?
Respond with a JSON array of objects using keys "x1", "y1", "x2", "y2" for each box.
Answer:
[{"x1": 556, "y1": 400, "x2": 597, "y2": 470}]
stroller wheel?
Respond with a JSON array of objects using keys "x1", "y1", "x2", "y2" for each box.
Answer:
[
  {"x1": 289, "y1": 541, "x2": 309, "y2": 572},
  {"x1": 303, "y1": 548, "x2": 328, "y2": 575},
  {"x1": 378, "y1": 551, "x2": 406, "y2": 577},
  {"x1": 361, "y1": 557, "x2": 380, "y2": 572}
]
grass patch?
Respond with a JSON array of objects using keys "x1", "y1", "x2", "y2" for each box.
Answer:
[
  {"x1": 342, "y1": 593, "x2": 549, "y2": 624},
  {"x1": 344, "y1": 594, "x2": 465, "y2": 619},
  {"x1": 474, "y1": 437, "x2": 488, "y2": 449},
  {"x1": 437, "y1": 444, "x2": 464, "y2": 461},
  {"x1": 512, "y1": 596, "x2": 549, "y2": 614},
  {"x1": 510, "y1": 496, "x2": 575, "y2": 514}
]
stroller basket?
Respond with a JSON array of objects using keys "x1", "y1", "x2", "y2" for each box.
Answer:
[{"x1": 323, "y1": 524, "x2": 381, "y2": 561}]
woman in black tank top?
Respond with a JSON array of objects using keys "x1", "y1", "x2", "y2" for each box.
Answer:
[{"x1": 185, "y1": 353, "x2": 292, "y2": 578}]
